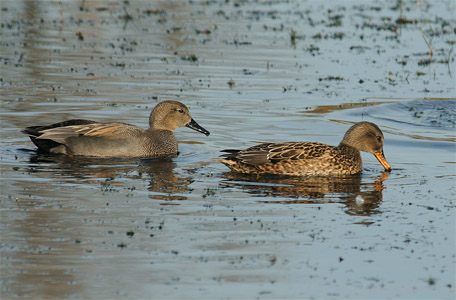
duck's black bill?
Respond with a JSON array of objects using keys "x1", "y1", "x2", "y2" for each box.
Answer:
[{"x1": 186, "y1": 119, "x2": 210, "y2": 136}]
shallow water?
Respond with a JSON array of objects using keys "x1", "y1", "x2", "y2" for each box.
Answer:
[{"x1": 1, "y1": 0, "x2": 455, "y2": 299}]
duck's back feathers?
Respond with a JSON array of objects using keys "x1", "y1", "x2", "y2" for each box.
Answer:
[
  {"x1": 222, "y1": 142, "x2": 328, "y2": 165},
  {"x1": 22, "y1": 119, "x2": 97, "y2": 152},
  {"x1": 22, "y1": 119, "x2": 96, "y2": 137},
  {"x1": 219, "y1": 142, "x2": 361, "y2": 176}
]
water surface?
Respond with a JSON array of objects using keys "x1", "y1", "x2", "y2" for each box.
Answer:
[{"x1": 1, "y1": 0, "x2": 455, "y2": 299}]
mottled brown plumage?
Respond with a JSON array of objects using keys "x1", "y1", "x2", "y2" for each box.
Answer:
[
  {"x1": 219, "y1": 121, "x2": 391, "y2": 176},
  {"x1": 23, "y1": 100, "x2": 210, "y2": 158}
]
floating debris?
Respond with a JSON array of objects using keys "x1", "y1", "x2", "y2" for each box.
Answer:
[{"x1": 355, "y1": 195, "x2": 365, "y2": 206}]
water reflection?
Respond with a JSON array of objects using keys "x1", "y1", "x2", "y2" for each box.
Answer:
[
  {"x1": 221, "y1": 172, "x2": 390, "y2": 216},
  {"x1": 3, "y1": 151, "x2": 193, "y2": 298},
  {"x1": 25, "y1": 153, "x2": 191, "y2": 201}
]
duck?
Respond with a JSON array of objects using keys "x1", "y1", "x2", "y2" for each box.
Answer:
[
  {"x1": 218, "y1": 121, "x2": 391, "y2": 176},
  {"x1": 22, "y1": 100, "x2": 210, "y2": 158}
]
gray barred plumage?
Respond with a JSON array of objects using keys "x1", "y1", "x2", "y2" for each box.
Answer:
[{"x1": 23, "y1": 100, "x2": 210, "y2": 158}]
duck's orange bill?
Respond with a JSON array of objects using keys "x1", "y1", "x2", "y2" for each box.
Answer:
[{"x1": 374, "y1": 151, "x2": 392, "y2": 172}]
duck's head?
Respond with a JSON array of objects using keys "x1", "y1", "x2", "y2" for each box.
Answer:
[
  {"x1": 149, "y1": 100, "x2": 210, "y2": 136},
  {"x1": 340, "y1": 121, "x2": 391, "y2": 171}
]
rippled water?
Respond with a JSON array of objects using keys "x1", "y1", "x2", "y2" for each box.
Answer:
[{"x1": 1, "y1": 0, "x2": 455, "y2": 299}]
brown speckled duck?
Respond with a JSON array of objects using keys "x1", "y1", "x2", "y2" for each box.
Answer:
[
  {"x1": 219, "y1": 121, "x2": 391, "y2": 176},
  {"x1": 23, "y1": 100, "x2": 210, "y2": 158}
]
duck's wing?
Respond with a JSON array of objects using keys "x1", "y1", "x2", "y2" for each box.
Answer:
[
  {"x1": 222, "y1": 142, "x2": 330, "y2": 166},
  {"x1": 35, "y1": 122, "x2": 142, "y2": 144},
  {"x1": 22, "y1": 119, "x2": 96, "y2": 137}
]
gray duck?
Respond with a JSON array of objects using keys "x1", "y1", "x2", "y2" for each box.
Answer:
[{"x1": 23, "y1": 100, "x2": 210, "y2": 158}]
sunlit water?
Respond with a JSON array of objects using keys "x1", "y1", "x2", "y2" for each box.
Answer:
[{"x1": 1, "y1": 0, "x2": 455, "y2": 299}]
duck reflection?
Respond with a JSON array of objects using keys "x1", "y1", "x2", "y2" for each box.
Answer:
[
  {"x1": 26, "y1": 153, "x2": 191, "y2": 201},
  {"x1": 221, "y1": 171, "x2": 390, "y2": 216}
]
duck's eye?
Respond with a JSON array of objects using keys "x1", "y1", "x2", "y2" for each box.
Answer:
[
  {"x1": 376, "y1": 136, "x2": 382, "y2": 143},
  {"x1": 178, "y1": 109, "x2": 184, "y2": 114}
]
